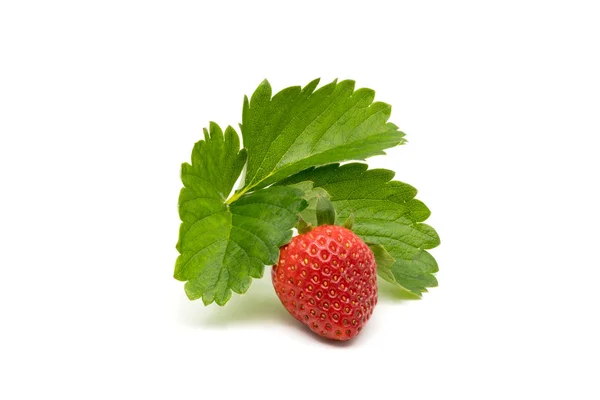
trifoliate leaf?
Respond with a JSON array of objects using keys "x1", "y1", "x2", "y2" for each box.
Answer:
[
  {"x1": 277, "y1": 163, "x2": 440, "y2": 296},
  {"x1": 235, "y1": 79, "x2": 406, "y2": 197},
  {"x1": 174, "y1": 123, "x2": 307, "y2": 305}
]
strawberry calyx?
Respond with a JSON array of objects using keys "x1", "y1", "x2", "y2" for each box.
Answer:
[{"x1": 315, "y1": 195, "x2": 336, "y2": 226}]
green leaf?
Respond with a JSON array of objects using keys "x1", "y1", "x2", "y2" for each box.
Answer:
[
  {"x1": 233, "y1": 79, "x2": 406, "y2": 199},
  {"x1": 368, "y1": 244, "x2": 416, "y2": 295},
  {"x1": 175, "y1": 122, "x2": 307, "y2": 305},
  {"x1": 277, "y1": 163, "x2": 440, "y2": 296}
]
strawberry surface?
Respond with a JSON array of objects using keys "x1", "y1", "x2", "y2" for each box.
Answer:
[{"x1": 272, "y1": 225, "x2": 377, "y2": 341}]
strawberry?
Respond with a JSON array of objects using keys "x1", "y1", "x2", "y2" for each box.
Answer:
[{"x1": 272, "y1": 225, "x2": 377, "y2": 341}]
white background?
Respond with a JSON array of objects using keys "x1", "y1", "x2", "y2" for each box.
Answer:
[{"x1": 1, "y1": 1, "x2": 599, "y2": 399}]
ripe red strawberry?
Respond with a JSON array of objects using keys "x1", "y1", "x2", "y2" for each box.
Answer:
[{"x1": 272, "y1": 225, "x2": 377, "y2": 341}]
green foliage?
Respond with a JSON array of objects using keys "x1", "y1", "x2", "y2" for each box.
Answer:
[
  {"x1": 175, "y1": 79, "x2": 438, "y2": 304},
  {"x1": 175, "y1": 123, "x2": 306, "y2": 305},
  {"x1": 233, "y1": 79, "x2": 405, "y2": 199},
  {"x1": 277, "y1": 163, "x2": 440, "y2": 296}
]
